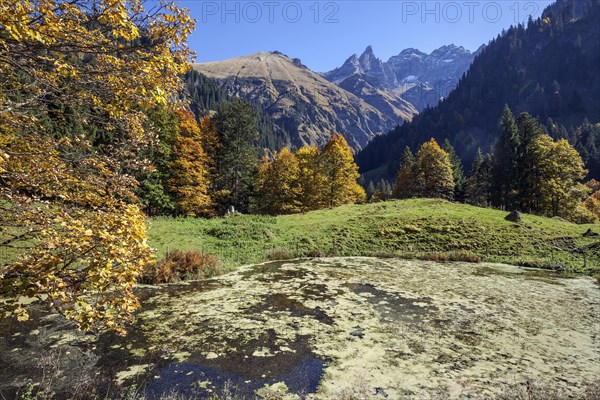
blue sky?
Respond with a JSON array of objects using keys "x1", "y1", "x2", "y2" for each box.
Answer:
[{"x1": 184, "y1": 1, "x2": 553, "y2": 72}]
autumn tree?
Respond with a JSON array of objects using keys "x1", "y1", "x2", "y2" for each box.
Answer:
[
  {"x1": 169, "y1": 109, "x2": 212, "y2": 217},
  {"x1": 465, "y1": 149, "x2": 493, "y2": 207},
  {"x1": 254, "y1": 148, "x2": 301, "y2": 215},
  {"x1": 526, "y1": 135, "x2": 587, "y2": 218},
  {"x1": 582, "y1": 179, "x2": 600, "y2": 221},
  {"x1": 393, "y1": 147, "x2": 417, "y2": 199},
  {"x1": 320, "y1": 134, "x2": 366, "y2": 207},
  {"x1": 414, "y1": 139, "x2": 455, "y2": 200},
  {"x1": 0, "y1": 0, "x2": 194, "y2": 333},
  {"x1": 296, "y1": 146, "x2": 327, "y2": 211},
  {"x1": 213, "y1": 99, "x2": 260, "y2": 213}
]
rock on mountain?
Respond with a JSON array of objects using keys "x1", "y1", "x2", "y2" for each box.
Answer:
[
  {"x1": 337, "y1": 74, "x2": 416, "y2": 123},
  {"x1": 324, "y1": 44, "x2": 482, "y2": 110},
  {"x1": 192, "y1": 52, "x2": 417, "y2": 151}
]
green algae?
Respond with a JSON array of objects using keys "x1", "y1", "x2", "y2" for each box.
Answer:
[{"x1": 1, "y1": 257, "x2": 599, "y2": 399}]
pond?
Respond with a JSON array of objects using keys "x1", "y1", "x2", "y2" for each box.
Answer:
[{"x1": 1, "y1": 257, "x2": 599, "y2": 399}]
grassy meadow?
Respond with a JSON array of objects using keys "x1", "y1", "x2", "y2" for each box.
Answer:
[{"x1": 148, "y1": 198, "x2": 600, "y2": 275}]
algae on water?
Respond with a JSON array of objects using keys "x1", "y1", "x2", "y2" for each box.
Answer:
[{"x1": 0, "y1": 257, "x2": 599, "y2": 399}]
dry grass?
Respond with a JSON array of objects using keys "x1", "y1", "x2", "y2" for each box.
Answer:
[
  {"x1": 265, "y1": 247, "x2": 295, "y2": 261},
  {"x1": 420, "y1": 251, "x2": 482, "y2": 263},
  {"x1": 141, "y1": 250, "x2": 224, "y2": 284}
]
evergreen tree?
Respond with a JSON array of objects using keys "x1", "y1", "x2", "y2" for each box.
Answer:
[
  {"x1": 415, "y1": 139, "x2": 455, "y2": 200},
  {"x1": 491, "y1": 105, "x2": 520, "y2": 209},
  {"x1": 442, "y1": 139, "x2": 464, "y2": 199},
  {"x1": 137, "y1": 106, "x2": 178, "y2": 215},
  {"x1": 393, "y1": 147, "x2": 417, "y2": 199},
  {"x1": 213, "y1": 99, "x2": 260, "y2": 213},
  {"x1": 320, "y1": 133, "x2": 366, "y2": 207},
  {"x1": 465, "y1": 148, "x2": 493, "y2": 207},
  {"x1": 516, "y1": 112, "x2": 546, "y2": 211},
  {"x1": 370, "y1": 179, "x2": 392, "y2": 203},
  {"x1": 366, "y1": 181, "x2": 376, "y2": 198}
]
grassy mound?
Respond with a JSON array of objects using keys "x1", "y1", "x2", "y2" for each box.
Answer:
[{"x1": 149, "y1": 199, "x2": 600, "y2": 274}]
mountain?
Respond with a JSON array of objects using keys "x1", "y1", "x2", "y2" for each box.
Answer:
[
  {"x1": 184, "y1": 70, "x2": 290, "y2": 152},
  {"x1": 323, "y1": 44, "x2": 481, "y2": 110},
  {"x1": 192, "y1": 51, "x2": 417, "y2": 151},
  {"x1": 357, "y1": 0, "x2": 600, "y2": 179},
  {"x1": 336, "y1": 73, "x2": 416, "y2": 123}
]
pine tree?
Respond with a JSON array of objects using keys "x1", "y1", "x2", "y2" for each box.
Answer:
[
  {"x1": 442, "y1": 139, "x2": 464, "y2": 199},
  {"x1": 367, "y1": 181, "x2": 376, "y2": 198},
  {"x1": 168, "y1": 109, "x2": 212, "y2": 217},
  {"x1": 516, "y1": 112, "x2": 547, "y2": 211},
  {"x1": 320, "y1": 133, "x2": 366, "y2": 207},
  {"x1": 465, "y1": 148, "x2": 492, "y2": 207},
  {"x1": 198, "y1": 115, "x2": 219, "y2": 174},
  {"x1": 393, "y1": 147, "x2": 417, "y2": 199},
  {"x1": 370, "y1": 179, "x2": 392, "y2": 203},
  {"x1": 414, "y1": 139, "x2": 455, "y2": 200},
  {"x1": 491, "y1": 105, "x2": 520, "y2": 209},
  {"x1": 137, "y1": 106, "x2": 178, "y2": 215},
  {"x1": 213, "y1": 99, "x2": 260, "y2": 213}
]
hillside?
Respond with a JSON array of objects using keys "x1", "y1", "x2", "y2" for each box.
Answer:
[
  {"x1": 192, "y1": 51, "x2": 417, "y2": 150},
  {"x1": 357, "y1": 0, "x2": 600, "y2": 178},
  {"x1": 149, "y1": 199, "x2": 600, "y2": 275}
]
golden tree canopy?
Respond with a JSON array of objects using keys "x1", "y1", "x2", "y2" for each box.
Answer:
[
  {"x1": 320, "y1": 133, "x2": 366, "y2": 207},
  {"x1": 415, "y1": 139, "x2": 455, "y2": 200},
  {"x1": 0, "y1": 0, "x2": 195, "y2": 333}
]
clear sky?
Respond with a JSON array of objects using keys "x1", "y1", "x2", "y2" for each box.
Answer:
[{"x1": 184, "y1": 1, "x2": 554, "y2": 72}]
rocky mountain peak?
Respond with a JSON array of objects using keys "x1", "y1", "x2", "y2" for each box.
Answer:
[{"x1": 325, "y1": 44, "x2": 480, "y2": 110}]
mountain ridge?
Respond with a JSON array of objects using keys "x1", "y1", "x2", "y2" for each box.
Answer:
[
  {"x1": 192, "y1": 51, "x2": 417, "y2": 150},
  {"x1": 323, "y1": 44, "x2": 482, "y2": 110}
]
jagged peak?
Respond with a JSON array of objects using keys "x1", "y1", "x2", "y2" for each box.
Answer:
[{"x1": 362, "y1": 45, "x2": 375, "y2": 55}]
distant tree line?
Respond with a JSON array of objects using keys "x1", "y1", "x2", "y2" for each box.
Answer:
[
  {"x1": 366, "y1": 106, "x2": 598, "y2": 223},
  {"x1": 138, "y1": 99, "x2": 366, "y2": 217},
  {"x1": 356, "y1": 0, "x2": 600, "y2": 181}
]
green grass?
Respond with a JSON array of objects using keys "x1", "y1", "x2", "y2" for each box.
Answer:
[{"x1": 148, "y1": 198, "x2": 600, "y2": 275}]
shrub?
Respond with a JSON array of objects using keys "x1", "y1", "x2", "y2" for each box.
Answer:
[
  {"x1": 302, "y1": 248, "x2": 326, "y2": 258},
  {"x1": 571, "y1": 204, "x2": 598, "y2": 224},
  {"x1": 141, "y1": 250, "x2": 223, "y2": 284},
  {"x1": 266, "y1": 247, "x2": 295, "y2": 261}
]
